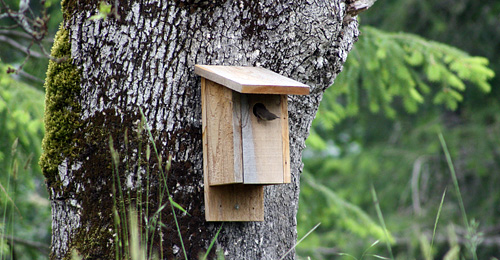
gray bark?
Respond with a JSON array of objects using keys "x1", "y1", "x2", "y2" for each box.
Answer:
[{"x1": 45, "y1": 0, "x2": 359, "y2": 259}]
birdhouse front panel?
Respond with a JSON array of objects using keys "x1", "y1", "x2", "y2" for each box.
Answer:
[{"x1": 241, "y1": 94, "x2": 290, "y2": 184}]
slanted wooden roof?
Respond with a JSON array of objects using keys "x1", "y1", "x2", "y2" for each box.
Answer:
[{"x1": 195, "y1": 65, "x2": 310, "y2": 95}]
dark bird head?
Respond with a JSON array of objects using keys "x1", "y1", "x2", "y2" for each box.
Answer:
[{"x1": 253, "y1": 103, "x2": 279, "y2": 121}]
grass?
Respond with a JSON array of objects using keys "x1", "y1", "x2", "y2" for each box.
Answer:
[
  {"x1": 429, "y1": 188, "x2": 447, "y2": 259},
  {"x1": 0, "y1": 139, "x2": 50, "y2": 260},
  {"x1": 100, "y1": 108, "x2": 221, "y2": 260},
  {"x1": 280, "y1": 223, "x2": 321, "y2": 260},
  {"x1": 1, "y1": 140, "x2": 22, "y2": 259},
  {"x1": 362, "y1": 133, "x2": 480, "y2": 260},
  {"x1": 364, "y1": 133, "x2": 480, "y2": 260},
  {"x1": 336, "y1": 240, "x2": 390, "y2": 260},
  {"x1": 370, "y1": 185, "x2": 393, "y2": 260},
  {"x1": 438, "y1": 132, "x2": 480, "y2": 260}
]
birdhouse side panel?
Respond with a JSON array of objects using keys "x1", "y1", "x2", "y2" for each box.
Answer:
[
  {"x1": 280, "y1": 95, "x2": 291, "y2": 183},
  {"x1": 202, "y1": 79, "x2": 243, "y2": 185}
]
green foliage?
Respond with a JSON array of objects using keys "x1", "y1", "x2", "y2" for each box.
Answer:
[
  {"x1": 317, "y1": 26, "x2": 494, "y2": 134},
  {"x1": 0, "y1": 63, "x2": 50, "y2": 259},
  {"x1": 299, "y1": 171, "x2": 392, "y2": 244},
  {"x1": 89, "y1": 2, "x2": 112, "y2": 20},
  {"x1": 0, "y1": 65, "x2": 44, "y2": 163},
  {"x1": 300, "y1": 106, "x2": 500, "y2": 259},
  {"x1": 299, "y1": 21, "x2": 497, "y2": 259},
  {"x1": 0, "y1": 1, "x2": 62, "y2": 259}
]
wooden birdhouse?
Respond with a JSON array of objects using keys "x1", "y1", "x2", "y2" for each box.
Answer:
[{"x1": 195, "y1": 65, "x2": 310, "y2": 221}]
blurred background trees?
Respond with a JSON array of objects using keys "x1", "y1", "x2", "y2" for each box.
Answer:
[
  {"x1": 0, "y1": 0, "x2": 61, "y2": 258},
  {"x1": 1, "y1": 0, "x2": 499, "y2": 259},
  {"x1": 298, "y1": 1, "x2": 499, "y2": 259}
]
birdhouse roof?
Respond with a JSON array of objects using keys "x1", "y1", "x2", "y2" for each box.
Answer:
[{"x1": 195, "y1": 65, "x2": 310, "y2": 95}]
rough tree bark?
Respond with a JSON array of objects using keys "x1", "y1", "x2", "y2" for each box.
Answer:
[{"x1": 40, "y1": 0, "x2": 359, "y2": 259}]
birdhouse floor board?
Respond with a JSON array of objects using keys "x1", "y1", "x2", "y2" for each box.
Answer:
[{"x1": 204, "y1": 184, "x2": 265, "y2": 222}]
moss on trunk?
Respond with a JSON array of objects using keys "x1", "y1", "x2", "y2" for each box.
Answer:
[{"x1": 39, "y1": 25, "x2": 82, "y2": 192}]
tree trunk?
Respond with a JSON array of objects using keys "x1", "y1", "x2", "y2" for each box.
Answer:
[{"x1": 40, "y1": 1, "x2": 359, "y2": 259}]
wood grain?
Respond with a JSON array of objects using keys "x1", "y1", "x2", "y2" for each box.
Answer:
[
  {"x1": 203, "y1": 79, "x2": 243, "y2": 185},
  {"x1": 203, "y1": 78, "x2": 264, "y2": 221},
  {"x1": 281, "y1": 95, "x2": 291, "y2": 183},
  {"x1": 204, "y1": 184, "x2": 264, "y2": 222},
  {"x1": 195, "y1": 65, "x2": 310, "y2": 95},
  {"x1": 241, "y1": 94, "x2": 290, "y2": 184},
  {"x1": 201, "y1": 76, "x2": 292, "y2": 221}
]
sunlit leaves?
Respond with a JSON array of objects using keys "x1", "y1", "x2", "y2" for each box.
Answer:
[
  {"x1": 89, "y1": 2, "x2": 112, "y2": 20},
  {"x1": 0, "y1": 64, "x2": 45, "y2": 164},
  {"x1": 319, "y1": 26, "x2": 495, "y2": 131},
  {"x1": 0, "y1": 62, "x2": 49, "y2": 259}
]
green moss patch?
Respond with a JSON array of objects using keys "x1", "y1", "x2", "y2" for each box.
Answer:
[{"x1": 39, "y1": 25, "x2": 82, "y2": 192}]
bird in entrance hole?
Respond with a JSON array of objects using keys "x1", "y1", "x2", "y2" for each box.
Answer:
[{"x1": 253, "y1": 103, "x2": 279, "y2": 121}]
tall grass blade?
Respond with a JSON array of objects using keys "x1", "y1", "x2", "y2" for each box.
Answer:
[
  {"x1": 109, "y1": 137, "x2": 129, "y2": 255},
  {"x1": 279, "y1": 222, "x2": 321, "y2": 260},
  {"x1": 0, "y1": 182, "x2": 20, "y2": 216},
  {"x1": 129, "y1": 208, "x2": 146, "y2": 260},
  {"x1": 361, "y1": 240, "x2": 389, "y2": 259},
  {"x1": 429, "y1": 188, "x2": 446, "y2": 260},
  {"x1": 438, "y1": 133, "x2": 478, "y2": 260},
  {"x1": 139, "y1": 108, "x2": 188, "y2": 260},
  {"x1": 336, "y1": 252, "x2": 358, "y2": 259},
  {"x1": 370, "y1": 185, "x2": 394, "y2": 260},
  {"x1": 169, "y1": 197, "x2": 190, "y2": 216},
  {"x1": 201, "y1": 224, "x2": 223, "y2": 260},
  {"x1": 368, "y1": 254, "x2": 390, "y2": 259},
  {"x1": 112, "y1": 205, "x2": 121, "y2": 260},
  {"x1": 361, "y1": 240, "x2": 380, "y2": 258},
  {"x1": 438, "y1": 133, "x2": 468, "y2": 228}
]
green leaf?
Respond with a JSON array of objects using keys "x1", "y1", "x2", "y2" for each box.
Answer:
[
  {"x1": 426, "y1": 61, "x2": 443, "y2": 82},
  {"x1": 201, "y1": 224, "x2": 223, "y2": 260},
  {"x1": 90, "y1": 2, "x2": 112, "y2": 20},
  {"x1": 405, "y1": 50, "x2": 424, "y2": 66},
  {"x1": 409, "y1": 88, "x2": 424, "y2": 103},
  {"x1": 319, "y1": 25, "x2": 494, "y2": 131},
  {"x1": 169, "y1": 197, "x2": 190, "y2": 216},
  {"x1": 476, "y1": 81, "x2": 491, "y2": 93},
  {"x1": 447, "y1": 74, "x2": 465, "y2": 91},
  {"x1": 448, "y1": 89, "x2": 463, "y2": 102},
  {"x1": 376, "y1": 48, "x2": 387, "y2": 60}
]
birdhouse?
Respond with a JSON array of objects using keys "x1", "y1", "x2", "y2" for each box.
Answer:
[{"x1": 195, "y1": 65, "x2": 310, "y2": 221}]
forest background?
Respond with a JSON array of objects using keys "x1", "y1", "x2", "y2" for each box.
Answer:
[{"x1": 0, "y1": 0, "x2": 498, "y2": 259}]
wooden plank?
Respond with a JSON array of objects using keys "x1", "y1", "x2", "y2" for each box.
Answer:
[
  {"x1": 203, "y1": 78, "x2": 264, "y2": 221},
  {"x1": 203, "y1": 79, "x2": 242, "y2": 185},
  {"x1": 195, "y1": 65, "x2": 310, "y2": 95},
  {"x1": 241, "y1": 94, "x2": 285, "y2": 184},
  {"x1": 280, "y1": 95, "x2": 291, "y2": 183},
  {"x1": 204, "y1": 184, "x2": 264, "y2": 222},
  {"x1": 231, "y1": 91, "x2": 243, "y2": 183}
]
